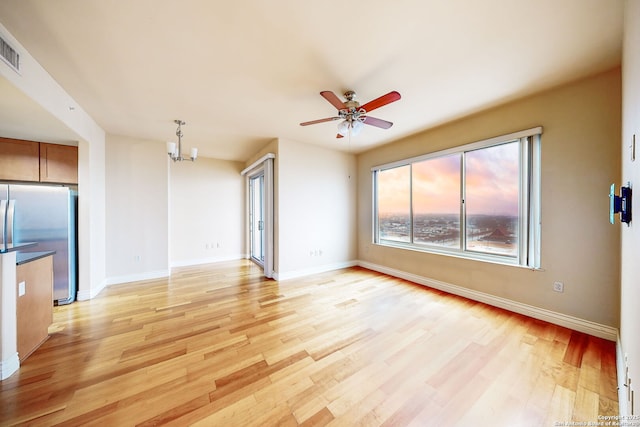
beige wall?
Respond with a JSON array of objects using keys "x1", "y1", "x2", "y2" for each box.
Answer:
[
  {"x1": 358, "y1": 69, "x2": 621, "y2": 327},
  {"x1": 620, "y1": 0, "x2": 640, "y2": 416},
  {"x1": 276, "y1": 138, "x2": 357, "y2": 278},
  {"x1": 105, "y1": 135, "x2": 169, "y2": 282},
  {"x1": 169, "y1": 156, "x2": 245, "y2": 266}
]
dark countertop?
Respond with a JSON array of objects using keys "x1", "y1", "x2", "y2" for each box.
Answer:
[
  {"x1": 16, "y1": 251, "x2": 56, "y2": 265},
  {"x1": 0, "y1": 242, "x2": 38, "y2": 254}
]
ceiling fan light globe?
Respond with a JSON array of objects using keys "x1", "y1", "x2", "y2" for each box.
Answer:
[
  {"x1": 337, "y1": 120, "x2": 350, "y2": 136},
  {"x1": 351, "y1": 120, "x2": 364, "y2": 136}
]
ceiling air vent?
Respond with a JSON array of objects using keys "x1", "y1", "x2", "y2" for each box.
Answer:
[{"x1": 0, "y1": 35, "x2": 20, "y2": 72}]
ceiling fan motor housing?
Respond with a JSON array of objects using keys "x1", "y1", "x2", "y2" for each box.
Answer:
[{"x1": 343, "y1": 91, "x2": 360, "y2": 112}]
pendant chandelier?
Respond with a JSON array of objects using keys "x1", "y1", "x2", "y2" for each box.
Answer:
[{"x1": 167, "y1": 119, "x2": 198, "y2": 162}]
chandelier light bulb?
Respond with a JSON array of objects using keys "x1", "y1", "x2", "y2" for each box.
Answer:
[{"x1": 168, "y1": 119, "x2": 197, "y2": 162}]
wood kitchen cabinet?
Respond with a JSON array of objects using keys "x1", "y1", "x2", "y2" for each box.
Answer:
[
  {"x1": 0, "y1": 138, "x2": 78, "y2": 184},
  {"x1": 0, "y1": 137, "x2": 40, "y2": 181},
  {"x1": 16, "y1": 254, "x2": 54, "y2": 362},
  {"x1": 39, "y1": 143, "x2": 78, "y2": 184}
]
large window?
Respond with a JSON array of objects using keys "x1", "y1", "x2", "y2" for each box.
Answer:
[
  {"x1": 373, "y1": 128, "x2": 541, "y2": 268},
  {"x1": 377, "y1": 165, "x2": 411, "y2": 243}
]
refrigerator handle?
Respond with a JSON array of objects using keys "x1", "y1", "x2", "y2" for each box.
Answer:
[
  {"x1": 7, "y1": 200, "x2": 15, "y2": 245},
  {"x1": 0, "y1": 199, "x2": 6, "y2": 246}
]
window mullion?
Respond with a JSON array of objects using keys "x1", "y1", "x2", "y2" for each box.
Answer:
[
  {"x1": 460, "y1": 152, "x2": 466, "y2": 252},
  {"x1": 409, "y1": 164, "x2": 414, "y2": 244},
  {"x1": 530, "y1": 134, "x2": 542, "y2": 268},
  {"x1": 372, "y1": 170, "x2": 379, "y2": 244},
  {"x1": 518, "y1": 137, "x2": 530, "y2": 266}
]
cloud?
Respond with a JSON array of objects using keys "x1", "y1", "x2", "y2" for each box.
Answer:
[
  {"x1": 377, "y1": 142, "x2": 520, "y2": 216},
  {"x1": 465, "y1": 143, "x2": 519, "y2": 215},
  {"x1": 412, "y1": 154, "x2": 461, "y2": 214}
]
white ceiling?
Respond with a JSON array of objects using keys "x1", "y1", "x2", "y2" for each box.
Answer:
[{"x1": 0, "y1": 0, "x2": 624, "y2": 162}]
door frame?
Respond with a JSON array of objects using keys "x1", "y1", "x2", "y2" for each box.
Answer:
[
  {"x1": 249, "y1": 171, "x2": 265, "y2": 267},
  {"x1": 241, "y1": 153, "x2": 275, "y2": 278}
]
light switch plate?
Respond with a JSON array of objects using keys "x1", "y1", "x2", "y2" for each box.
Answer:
[{"x1": 18, "y1": 281, "x2": 26, "y2": 297}]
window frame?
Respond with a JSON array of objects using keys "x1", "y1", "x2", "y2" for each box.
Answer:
[{"x1": 372, "y1": 127, "x2": 542, "y2": 269}]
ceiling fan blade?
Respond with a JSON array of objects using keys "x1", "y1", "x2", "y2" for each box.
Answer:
[
  {"x1": 363, "y1": 116, "x2": 393, "y2": 129},
  {"x1": 300, "y1": 117, "x2": 341, "y2": 126},
  {"x1": 336, "y1": 134, "x2": 344, "y2": 139},
  {"x1": 360, "y1": 91, "x2": 401, "y2": 113},
  {"x1": 320, "y1": 91, "x2": 347, "y2": 110}
]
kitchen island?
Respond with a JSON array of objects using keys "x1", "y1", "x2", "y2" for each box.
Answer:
[
  {"x1": 16, "y1": 251, "x2": 55, "y2": 362},
  {"x1": 0, "y1": 243, "x2": 53, "y2": 380}
]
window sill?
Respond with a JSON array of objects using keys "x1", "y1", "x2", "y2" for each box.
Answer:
[{"x1": 373, "y1": 241, "x2": 542, "y2": 271}]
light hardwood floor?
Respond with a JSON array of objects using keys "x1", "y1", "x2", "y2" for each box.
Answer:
[{"x1": 0, "y1": 260, "x2": 618, "y2": 426}]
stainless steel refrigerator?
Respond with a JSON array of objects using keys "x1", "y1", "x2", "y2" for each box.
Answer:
[{"x1": 0, "y1": 184, "x2": 77, "y2": 305}]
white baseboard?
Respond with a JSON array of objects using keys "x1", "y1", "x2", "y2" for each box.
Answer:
[
  {"x1": 79, "y1": 257, "x2": 247, "y2": 300},
  {"x1": 0, "y1": 352, "x2": 19, "y2": 380},
  {"x1": 103, "y1": 269, "x2": 170, "y2": 287},
  {"x1": 617, "y1": 333, "x2": 629, "y2": 416},
  {"x1": 274, "y1": 260, "x2": 358, "y2": 281},
  {"x1": 76, "y1": 279, "x2": 107, "y2": 301},
  {"x1": 357, "y1": 260, "x2": 618, "y2": 341},
  {"x1": 170, "y1": 255, "x2": 245, "y2": 268},
  {"x1": 78, "y1": 270, "x2": 170, "y2": 301}
]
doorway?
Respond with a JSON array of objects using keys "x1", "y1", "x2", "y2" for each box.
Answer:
[
  {"x1": 249, "y1": 172, "x2": 265, "y2": 267},
  {"x1": 242, "y1": 153, "x2": 274, "y2": 278}
]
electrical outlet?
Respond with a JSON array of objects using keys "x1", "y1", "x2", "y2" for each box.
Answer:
[
  {"x1": 553, "y1": 281, "x2": 564, "y2": 292},
  {"x1": 18, "y1": 281, "x2": 26, "y2": 297}
]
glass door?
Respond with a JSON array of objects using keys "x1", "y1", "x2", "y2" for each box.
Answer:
[{"x1": 249, "y1": 173, "x2": 265, "y2": 266}]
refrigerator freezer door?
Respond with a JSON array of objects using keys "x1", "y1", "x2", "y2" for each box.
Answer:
[
  {"x1": 0, "y1": 184, "x2": 6, "y2": 246},
  {"x1": 10, "y1": 185, "x2": 76, "y2": 304},
  {"x1": 6, "y1": 200, "x2": 15, "y2": 244},
  {"x1": 0, "y1": 199, "x2": 5, "y2": 246}
]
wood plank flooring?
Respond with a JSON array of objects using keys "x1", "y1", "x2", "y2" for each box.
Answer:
[{"x1": 0, "y1": 260, "x2": 618, "y2": 426}]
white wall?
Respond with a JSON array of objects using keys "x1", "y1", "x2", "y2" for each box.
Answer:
[
  {"x1": 77, "y1": 138, "x2": 106, "y2": 300},
  {"x1": 105, "y1": 135, "x2": 169, "y2": 283},
  {"x1": 276, "y1": 138, "x2": 357, "y2": 278},
  {"x1": 105, "y1": 140, "x2": 246, "y2": 279},
  {"x1": 169, "y1": 157, "x2": 245, "y2": 266},
  {"x1": 358, "y1": 69, "x2": 621, "y2": 330},
  {"x1": 0, "y1": 22, "x2": 107, "y2": 300},
  {"x1": 620, "y1": 0, "x2": 640, "y2": 416}
]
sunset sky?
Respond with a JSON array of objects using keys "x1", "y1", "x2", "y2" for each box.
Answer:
[{"x1": 378, "y1": 142, "x2": 520, "y2": 216}]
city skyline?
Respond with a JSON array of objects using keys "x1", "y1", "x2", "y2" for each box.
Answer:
[{"x1": 378, "y1": 211, "x2": 518, "y2": 257}]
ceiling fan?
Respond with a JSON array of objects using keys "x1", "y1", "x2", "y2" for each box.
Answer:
[{"x1": 300, "y1": 90, "x2": 401, "y2": 138}]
